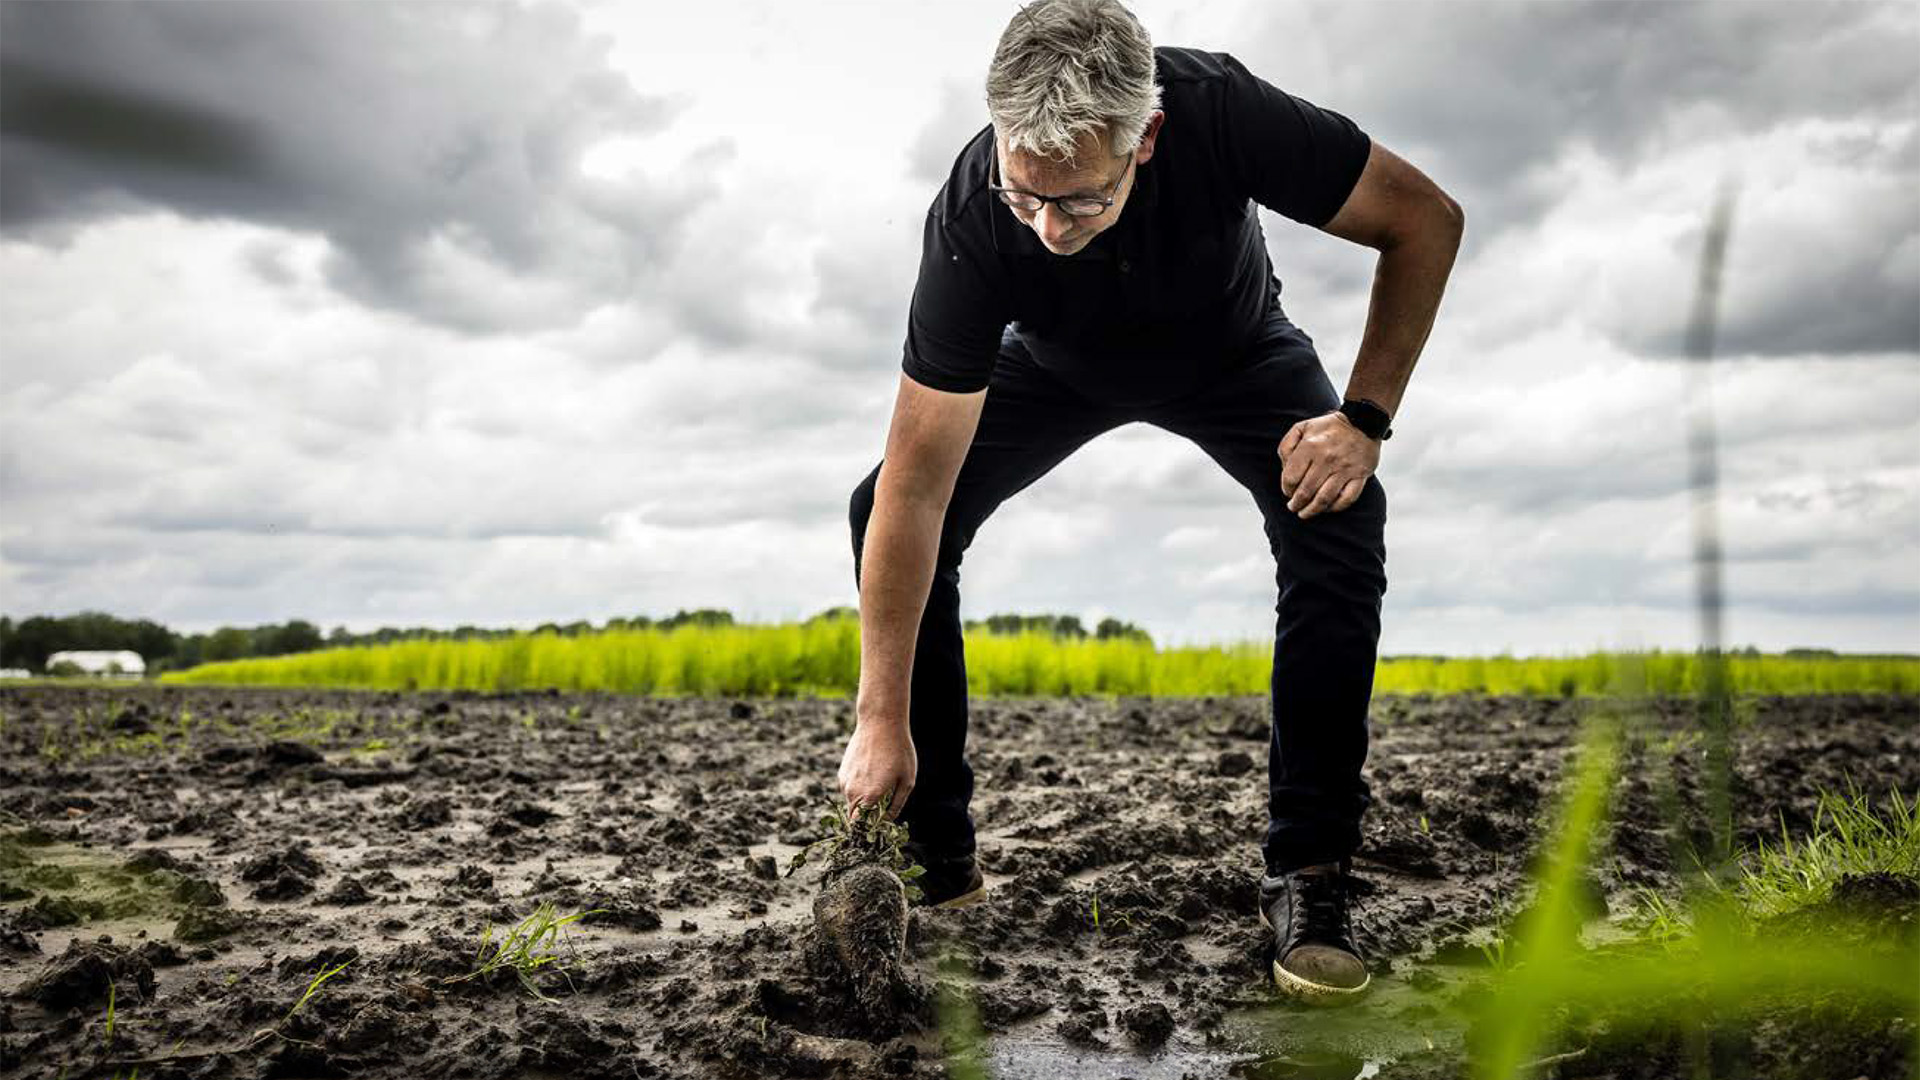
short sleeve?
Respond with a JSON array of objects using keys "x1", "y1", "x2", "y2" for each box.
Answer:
[
  {"x1": 900, "y1": 205, "x2": 1008, "y2": 394},
  {"x1": 1216, "y1": 53, "x2": 1371, "y2": 227}
]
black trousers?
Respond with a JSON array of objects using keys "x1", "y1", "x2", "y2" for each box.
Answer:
[{"x1": 848, "y1": 309, "x2": 1387, "y2": 877}]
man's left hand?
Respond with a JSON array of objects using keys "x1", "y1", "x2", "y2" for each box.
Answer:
[{"x1": 1278, "y1": 411, "x2": 1381, "y2": 520}]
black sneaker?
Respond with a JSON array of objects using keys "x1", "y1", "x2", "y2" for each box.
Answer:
[
  {"x1": 904, "y1": 845, "x2": 986, "y2": 909},
  {"x1": 1259, "y1": 859, "x2": 1370, "y2": 1002}
]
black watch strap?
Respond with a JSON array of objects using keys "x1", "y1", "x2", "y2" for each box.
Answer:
[{"x1": 1339, "y1": 398, "x2": 1394, "y2": 441}]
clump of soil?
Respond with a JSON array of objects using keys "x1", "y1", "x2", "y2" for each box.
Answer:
[
  {"x1": 241, "y1": 844, "x2": 324, "y2": 901},
  {"x1": 1768, "y1": 870, "x2": 1920, "y2": 940},
  {"x1": 795, "y1": 802, "x2": 925, "y2": 1035},
  {"x1": 1118, "y1": 1001, "x2": 1175, "y2": 1047},
  {"x1": 813, "y1": 854, "x2": 913, "y2": 1031},
  {"x1": 18, "y1": 939, "x2": 154, "y2": 1010}
]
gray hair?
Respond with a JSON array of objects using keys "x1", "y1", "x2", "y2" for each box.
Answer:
[{"x1": 986, "y1": 0, "x2": 1162, "y2": 163}]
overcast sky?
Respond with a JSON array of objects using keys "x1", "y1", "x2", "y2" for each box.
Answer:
[{"x1": 2, "y1": 0, "x2": 1915, "y2": 654}]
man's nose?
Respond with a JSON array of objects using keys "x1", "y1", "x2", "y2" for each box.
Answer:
[{"x1": 1035, "y1": 203, "x2": 1073, "y2": 244}]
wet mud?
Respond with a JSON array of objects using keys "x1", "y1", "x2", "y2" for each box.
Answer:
[{"x1": 0, "y1": 686, "x2": 1913, "y2": 1078}]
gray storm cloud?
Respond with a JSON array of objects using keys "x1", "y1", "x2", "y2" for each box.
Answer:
[
  {"x1": 1, "y1": 0, "x2": 706, "y2": 335},
  {"x1": 1239, "y1": 0, "x2": 1920, "y2": 358}
]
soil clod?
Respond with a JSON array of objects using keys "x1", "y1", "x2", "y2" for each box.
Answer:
[{"x1": 19, "y1": 940, "x2": 155, "y2": 1011}]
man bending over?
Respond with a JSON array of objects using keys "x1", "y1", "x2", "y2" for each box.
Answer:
[{"x1": 842, "y1": 0, "x2": 1463, "y2": 1002}]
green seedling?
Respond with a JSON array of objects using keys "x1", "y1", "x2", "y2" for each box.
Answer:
[
  {"x1": 451, "y1": 901, "x2": 603, "y2": 1002},
  {"x1": 1088, "y1": 893, "x2": 1133, "y2": 932},
  {"x1": 284, "y1": 957, "x2": 353, "y2": 1021},
  {"x1": 1733, "y1": 782, "x2": 1917, "y2": 919},
  {"x1": 1630, "y1": 781, "x2": 1918, "y2": 937},
  {"x1": 1626, "y1": 885, "x2": 1694, "y2": 949},
  {"x1": 1477, "y1": 936, "x2": 1514, "y2": 973}
]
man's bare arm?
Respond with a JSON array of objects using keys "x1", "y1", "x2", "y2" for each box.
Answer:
[
  {"x1": 1278, "y1": 141, "x2": 1464, "y2": 519},
  {"x1": 1318, "y1": 140, "x2": 1465, "y2": 415},
  {"x1": 841, "y1": 373, "x2": 986, "y2": 815}
]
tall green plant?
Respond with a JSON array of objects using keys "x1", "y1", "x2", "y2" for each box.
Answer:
[
  {"x1": 161, "y1": 625, "x2": 1920, "y2": 697},
  {"x1": 1472, "y1": 715, "x2": 1625, "y2": 1079}
]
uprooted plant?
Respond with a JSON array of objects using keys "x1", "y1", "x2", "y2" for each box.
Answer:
[
  {"x1": 788, "y1": 796, "x2": 929, "y2": 1032},
  {"x1": 785, "y1": 796, "x2": 927, "y2": 901}
]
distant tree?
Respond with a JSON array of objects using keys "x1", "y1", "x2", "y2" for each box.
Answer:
[
  {"x1": 131, "y1": 618, "x2": 175, "y2": 663},
  {"x1": 806, "y1": 606, "x2": 859, "y2": 624},
  {"x1": 173, "y1": 634, "x2": 207, "y2": 670},
  {"x1": 250, "y1": 620, "x2": 323, "y2": 657},
  {"x1": 660, "y1": 609, "x2": 734, "y2": 630},
  {"x1": 284, "y1": 620, "x2": 323, "y2": 653},
  {"x1": 1095, "y1": 617, "x2": 1153, "y2": 646},
  {"x1": 973, "y1": 613, "x2": 1089, "y2": 639},
  {"x1": 0, "y1": 611, "x2": 175, "y2": 669},
  {"x1": 0, "y1": 616, "x2": 61, "y2": 668},
  {"x1": 203, "y1": 626, "x2": 252, "y2": 662}
]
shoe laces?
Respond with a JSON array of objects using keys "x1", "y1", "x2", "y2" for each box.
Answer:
[{"x1": 1289, "y1": 870, "x2": 1356, "y2": 946}]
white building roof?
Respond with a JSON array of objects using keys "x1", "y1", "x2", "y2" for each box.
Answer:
[{"x1": 46, "y1": 650, "x2": 147, "y2": 675}]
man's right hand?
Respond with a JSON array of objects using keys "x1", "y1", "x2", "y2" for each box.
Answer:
[{"x1": 838, "y1": 721, "x2": 918, "y2": 819}]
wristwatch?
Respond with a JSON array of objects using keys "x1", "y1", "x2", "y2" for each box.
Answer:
[{"x1": 1339, "y1": 398, "x2": 1393, "y2": 441}]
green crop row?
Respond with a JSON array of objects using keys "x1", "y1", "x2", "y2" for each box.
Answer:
[{"x1": 155, "y1": 622, "x2": 1920, "y2": 696}]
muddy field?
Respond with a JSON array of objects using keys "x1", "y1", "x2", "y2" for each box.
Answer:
[{"x1": 1, "y1": 686, "x2": 1914, "y2": 1079}]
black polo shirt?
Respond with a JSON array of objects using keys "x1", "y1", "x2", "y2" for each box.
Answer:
[{"x1": 901, "y1": 47, "x2": 1371, "y2": 407}]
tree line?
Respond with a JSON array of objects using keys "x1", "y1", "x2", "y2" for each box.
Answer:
[{"x1": 0, "y1": 607, "x2": 1151, "y2": 674}]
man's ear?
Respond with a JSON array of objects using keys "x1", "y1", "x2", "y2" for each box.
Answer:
[{"x1": 1135, "y1": 110, "x2": 1166, "y2": 165}]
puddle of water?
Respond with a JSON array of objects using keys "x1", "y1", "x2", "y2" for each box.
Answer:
[
  {"x1": 987, "y1": 1034, "x2": 1254, "y2": 1079},
  {"x1": 966, "y1": 963, "x2": 1459, "y2": 1080},
  {"x1": 986, "y1": 1032, "x2": 1392, "y2": 1080},
  {"x1": 1217, "y1": 967, "x2": 1470, "y2": 1075}
]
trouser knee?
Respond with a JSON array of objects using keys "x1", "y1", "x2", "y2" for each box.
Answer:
[{"x1": 1270, "y1": 479, "x2": 1387, "y2": 600}]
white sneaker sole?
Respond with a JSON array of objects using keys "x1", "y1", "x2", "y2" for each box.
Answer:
[{"x1": 1259, "y1": 907, "x2": 1372, "y2": 1002}]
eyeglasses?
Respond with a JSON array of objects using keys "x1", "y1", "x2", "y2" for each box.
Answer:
[{"x1": 989, "y1": 154, "x2": 1134, "y2": 218}]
